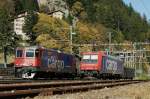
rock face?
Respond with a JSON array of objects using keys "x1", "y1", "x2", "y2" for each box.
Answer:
[
  {"x1": 32, "y1": 82, "x2": 150, "y2": 99},
  {"x1": 37, "y1": 0, "x2": 69, "y2": 19},
  {"x1": 37, "y1": 0, "x2": 68, "y2": 13}
]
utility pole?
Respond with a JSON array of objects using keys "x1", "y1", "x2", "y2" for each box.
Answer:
[
  {"x1": 92, "y1": 40, "x2": 95, "y2": 51},
  {"x1": 133, "y1": 43, "x2": 137, "y2": 77},
  {"x1": 70, "y1": 25, "x2": 76, "y2": 54},
  {"x1": 70, "y1": 26, "x2": 73, "y2": 54},
  {"x1": 70, "y1": 17, "x2": 77, "y2": 54},
  {"x1": 139, "y1": 46, "x2": 143, "y2": 74}
]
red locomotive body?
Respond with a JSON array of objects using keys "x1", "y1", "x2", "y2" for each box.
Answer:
[
  {"x1": 80, "y1": 51, "x2": 124, "y2": 78},
  {"x1": 80, "y1": 51, "x2": 105, "y2": 77},
  {"x1": 80, "y1": 52, "x2": 104, "y2": 71},
  {"x1": 14, "y1": 46, "x2": 77, "y2": 79}
]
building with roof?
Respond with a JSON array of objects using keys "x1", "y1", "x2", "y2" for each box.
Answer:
[{"x1": 14, "y1": 12, "x2": 28, "y2": 41}]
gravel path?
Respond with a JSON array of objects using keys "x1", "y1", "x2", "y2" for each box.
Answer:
[{"x1": 29, "y1": 82, "x2": 150, "y2": 99}]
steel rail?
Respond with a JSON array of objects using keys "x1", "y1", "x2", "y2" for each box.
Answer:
[
  {"x1": 0, "y1": 79, "x2": 134, "y2": 91},
  {"x1": 0, "y1": 80, "x2": 145, "y2": 99}
]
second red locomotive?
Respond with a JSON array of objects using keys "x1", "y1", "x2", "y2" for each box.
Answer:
[{"x1": 80, "y1": 51, "x2": 134, "y2": 79}]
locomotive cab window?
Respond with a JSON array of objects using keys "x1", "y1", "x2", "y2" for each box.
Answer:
[
  {"x1": 16, "y1": 50, "x2": 23, "y2": 57},
  {"x1": 26, "y1": 49, "x2": 34, "y2": 57},
  {"x1": 82, "y1": 54, "x2": 98, "y2": 63},
  {"x1": 91, "y1": 55, "x2": 98, "y2": 63},
  {"x1": 82, "y1": 55, "x2": 90, "y2": 63}
]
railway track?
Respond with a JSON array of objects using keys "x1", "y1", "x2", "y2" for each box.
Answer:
[
  {"x1": 0, "y1": 78, "x2": 69, "y2": 84},
  {"x1": 0, "y1": 80, "x2": 148, "y2": 99},
  {"x1": 0, "y1": 77, "x2": 85, "y2": 84}
]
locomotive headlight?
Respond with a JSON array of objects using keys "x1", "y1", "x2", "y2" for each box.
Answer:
[{"x1": 22, "y1": 63, "x2": 27, "y2": 66}]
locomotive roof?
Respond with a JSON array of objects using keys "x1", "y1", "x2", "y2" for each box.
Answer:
[
  {"x1": 16, "y1": 46, "x2": 44, "y2": 50},
  {"x1": 81, "y1": 51, "x2": 122, "y2": 61},
  {"x1": 81, "y1": 51, "x2": 105, "y2": 55},
  {"x1": 16, "y1": 46, "x2": 73, "y2": 55}
]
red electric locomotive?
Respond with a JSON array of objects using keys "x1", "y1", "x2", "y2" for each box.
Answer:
[
  {"x1": 14, "y1": 46, "x2": 77, "y2": 79},
  {"x1": 80, "y1": 51, "x2": 125, "y2": 79}
]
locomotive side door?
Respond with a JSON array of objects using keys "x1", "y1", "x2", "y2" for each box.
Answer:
[
  {"x1": 35, "y1": 49, "x2": 42, "y2": 67},
  {"x1": 41, "y1": 49, "x2": 49, "y2": 68}
]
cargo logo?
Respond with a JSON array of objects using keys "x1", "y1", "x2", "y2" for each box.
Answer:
[
  {"x1": 48, "y1": 56, "x2": 57, "y2": 69},
  {"x1": 106, "y1": 59, "x2": 117, "y2": 73},
  {"x1": 48, "y1": 56, "x2": 64, "y2": 70}
]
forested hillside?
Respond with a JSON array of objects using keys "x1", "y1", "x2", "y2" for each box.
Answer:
[
  {"x1": 66, "y1": 0, "x2": 150, "y2": 42},
  {"x1": 0, "y1": 0, "x2": 150, "y2": 52},
  {"x1": 13, "y1": 0, "x2": 150, "y2": 44}
]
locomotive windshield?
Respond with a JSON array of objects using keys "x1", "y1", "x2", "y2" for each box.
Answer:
[
  {"x1": 82, "y1": 54, "x2": 98, "y2": 63},
  {"x1": 26, "y1": 49, "x2": 34, "y2": 57},
  {"x1": 16, "y1": 50, "x2": 23, "y2": 57}
]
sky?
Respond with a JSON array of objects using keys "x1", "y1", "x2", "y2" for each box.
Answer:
[{"x1": 123, "y1": 0, "x2": 150, "y2": 21}]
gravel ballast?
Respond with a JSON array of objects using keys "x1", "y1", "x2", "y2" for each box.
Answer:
[{"x1": 31, "y1": 82, "x2": 150, "y2": 99}]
